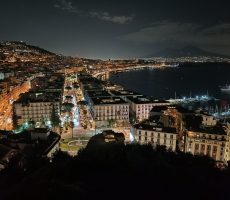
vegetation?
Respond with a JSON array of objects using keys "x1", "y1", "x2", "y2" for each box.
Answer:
[
  {"x1": 107, "y1": 118, "x2": 116, "y2": 127},
  {"x1": 62, "y1": 102, "x2": 74, "y2": 112},
  {"x1": 65, "y1": 86, "x2": 72, "y2": 90},
  {"x1": 0, "y1": 143, "x2": 230, "y2": 200},
  {"x1": 51, "y1": 104, "x2": 61, "y2": 127},
  {"x1": 65, "y1": 95, "x2": 73, "y2": 101},
  {"x1": 82, "y1": 109, "x2": 87, "y2": 115},
  {"x1": 78, "y1": 100, "x2": 87, "y2": 106}
]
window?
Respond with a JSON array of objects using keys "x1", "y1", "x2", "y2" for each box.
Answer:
[
  {"x1": 145, "y1": 132, "x2": 147, "y2": 136},
  {"x1": 207, "y1": 145, "x2": 211, "y2": 156},
  {"x1": 213, "y1": 146, "x2": 217, "y2": 152},
  {"x1": 200, "y1": 144, "x2": 205, "y2": 155}
]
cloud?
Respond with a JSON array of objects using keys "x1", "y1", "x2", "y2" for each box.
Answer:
[
  {"x1": 54, "y1": 0, "x2": 134, "y2": 24},
  {"x1": 201, "y1": 23, "x2": 230, "y2": 36},
  {"x1": 120, "y1": 21, "x2": 230, "y2": 48},
  {"x1": 121, "y1": 21, "x2": 201, "y2": 43},
  {"x1": 89, "y1": 11, "x2": 134, "y2": 24},
  {"x1": 54, "y1": 0, "x2": 80, "y2": 13}
]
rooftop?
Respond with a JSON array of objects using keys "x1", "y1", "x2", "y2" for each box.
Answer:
[
  {"x1": 1, "y1": 129, "x2": 61, "y2": 155},
  {"x1": 151, "y1": 106, "x2": 169, "y2": 113},
  {"x1": 86, "y1": 90, "x2": 111, "y2": 98},
  {"x1": 91, "y1": 97, "x2": 128, "y2": 105},
  {"x1": 126, "y1": 95, "x2": 169, "y2": 104},
  {"x1": 151, "y1": 105, "x2": 194, "y2": 114},
  {"x1": 109, "y1": 89, "x2": 142, "y2": 97},
  {"x1": 15, "y1": 91, "x2": 62, "y2": 104},
  {"x1": 134, "y1": 123, "x2": 177, "y2": 134},
  {"x1": 189, "y1": 126, "x2": 226, "y2": 135}
]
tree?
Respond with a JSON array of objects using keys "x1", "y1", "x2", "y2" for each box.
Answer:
[
  {"x1": 83, "y1": 109, "x2": 87, "y2": 115},
  {"x1": 65, "y1": 86, "x2": 72, "y2": 91},
  {"x1": 41, "y1": 118, "x2": 46, "y2": 128},
  {"x1": 51, "y1": 104, "x2": 61, "y2": 127},
  {"x1": 108, "y1": 119, "x2": 116, "y2": 127},
  {"x1": 65, "y1": 95, "x2": 73, "y2": 101},
  {"x1": 28, "y1": 119, "x2": 35, "y2": 128},
  {"x1": 73, "y1": 83, "x2": 79, "y2": 89},
  {"x1": 78, "y1": 101, "x2": 87, "y2": 106},
  {"x1": 62, "y1": 102, "x2": 74, "y2": 112}
]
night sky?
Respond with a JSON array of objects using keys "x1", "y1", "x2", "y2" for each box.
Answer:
[{"x1": 1, "y1": 0, "x2": 230, "y2": 59}]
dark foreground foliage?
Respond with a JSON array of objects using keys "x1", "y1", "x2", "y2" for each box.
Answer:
[{"x1": 1, "y1": 144, "x2": 230, "y2": 200}]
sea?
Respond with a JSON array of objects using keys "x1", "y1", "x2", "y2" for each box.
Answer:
[{"x1": 109, "y1": 63, "x2": 230, "y2": 106}]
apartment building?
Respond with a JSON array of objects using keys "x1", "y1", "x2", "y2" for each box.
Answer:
[
  {"x1": 13, "y1": 91, "x2": 61, "y2": 127},
  {"x1": 126, "y1": 95, "x2": 170, "y2": 122},
  {"x1": 132, "y1": 122, "x2": 177, "y2": 151},
  {"x1": 90, "y1": 96, "x2": 129, "y2": 128},
  {"x1": 185, "y1": 127, "x2": 227, "y2": 162}
]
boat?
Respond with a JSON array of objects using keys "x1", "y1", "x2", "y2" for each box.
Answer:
[{"x1": 220, "y1": 84, "x2": 230, "y2": 92}]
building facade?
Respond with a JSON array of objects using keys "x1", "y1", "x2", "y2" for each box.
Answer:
[
  {"x1": 132, "y1": 123, "x2": 177, "y2": 151},
  {"x1": 90, "y1": 97, "x2": 129, "y2": 128},
  {"x1": 185, "y1": 129, "x2": 227, "y2": 162},
  {"x1": 13, "y1": 91, "x2": 61, "y2": 127},
  {"x1": 126, "y1": 96, "x2": 170, "y2": 122}
]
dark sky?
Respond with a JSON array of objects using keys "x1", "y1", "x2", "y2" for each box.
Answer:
[{"x1": 1, "y1": 0, "x2": 230, "y2": 59}]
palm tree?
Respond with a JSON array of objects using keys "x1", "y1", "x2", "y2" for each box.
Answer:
[
  {"x1": 51, "y1": 104, "x2": 61, "y2": 127},
  {"x1": 62, "y1": 102, "x2": 74, "y2": 112}
]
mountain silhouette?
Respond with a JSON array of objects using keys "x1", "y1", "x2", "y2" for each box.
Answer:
[{"x1": 147, "y1": 46, "x2": 228, "y2": 58}]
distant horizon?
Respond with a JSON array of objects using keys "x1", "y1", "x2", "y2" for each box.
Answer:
[
  {"x1": 1, "y1": 40, "x2": 229, "y2": 60},
  {"x1": 1, "y1": 1, "x2": 230, "y2": 59}
]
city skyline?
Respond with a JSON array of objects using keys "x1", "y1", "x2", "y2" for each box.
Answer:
[
  {"x1": 2, "y1": 1, "x2": 230, "y2": 196},
  {"x1": 1, "y1": 0, "x2": 230, "y2": 59}
]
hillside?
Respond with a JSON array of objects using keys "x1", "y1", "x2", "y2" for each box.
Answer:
[
  {"x1": 0, "y1": 143, "x2": 229, "y2": 200},
  {"x1": 0, "y1": 41, "x2": 55, "y2": 56}
]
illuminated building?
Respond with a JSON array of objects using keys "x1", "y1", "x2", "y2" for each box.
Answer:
[
  {"x1": 0, "y1": 80, "x2": 30, "y2": 130},
  {"x1": 89, "y1": 97, "x2": 129, "y2": 128},
  {"x1": 185, "y1": 127, "x2": 227, "y2": 162},
  {"x1": 132, "y1": 122, "x2": 177, "y2": 151},
  {"x1": 200, "y1": 113, "x2": 217, "y2": 127},
  {"x1": 13, "y1": 91, "x2": 61, "y2": 127},
  {"x1": 126, "y1": 95, "x2": 170, "y2": 122}
]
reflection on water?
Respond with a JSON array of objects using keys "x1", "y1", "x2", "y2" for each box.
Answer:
[{"x1": 109, "y1": 66, "x2": 230, "y2": 104}]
